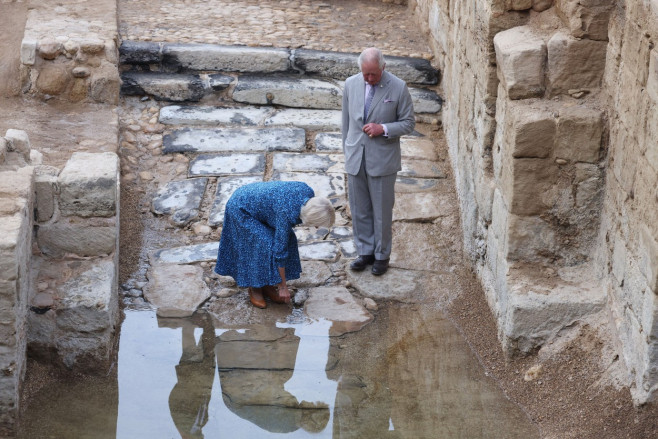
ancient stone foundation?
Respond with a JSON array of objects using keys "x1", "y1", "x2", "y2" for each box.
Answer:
[{"x1": 412, "y1": 0, "x2": 658, "y2": 403}]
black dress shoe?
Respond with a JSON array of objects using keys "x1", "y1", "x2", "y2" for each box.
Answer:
[
  {"x1": 350, "y1": 255, "x2": 375, "y2": 271},
  {"x1": 371, "y1": 259, "x2": 390, "y2": 276}
]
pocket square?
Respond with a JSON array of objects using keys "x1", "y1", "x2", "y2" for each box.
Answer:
[{"x1": 384, "y1": 99, "x2": 395, "y2": 103}]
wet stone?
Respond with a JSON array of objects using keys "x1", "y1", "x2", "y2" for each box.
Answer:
[
  {"x1": 144, "y1": 263, "x2": 211, "y2": 317},
  {"x1": 304, "y1": 286, "x2": 373, "y2": 336},
  {"x1": 299, "y1": 241, "x2": 339, "y2": 262},
  {"x1": 150, "y1": 242, "x2": 219, "y2": 265},
  {"x1": 163, "y1": 127, "x2": 306, "y2": 153},
  {"x1": 346, "y1": 267, "x2": 445, "y2": 303},
  {"x1": 188, "y1": 152, "x2": 266, "y2": 177},
  {"x1": 216, "y1": 329, "x2": 298, "y2": 370},
  {"x1": 232, "y1": 76, "x2": 342, "y2": 109},
  {"x1": 273, "y1": 171, "x2": 345, "y2": 200},
  {"x1": 159, "y1": 105, "x2": 271, "y2": 126},
  {"x1": 208, "y1": 175, "x2": 263, "y2": 226},
  {"x1": 315, "y1": 132, "x2": 342, "y2": 152},
  {"x1": 264, "y1": 109, "x2": 341, "y2": 131},
  {"x1": 151, "y1": 177, "x2": 207, "y2": 226},
  {"x1": 272, "y1": 152, "x2": 344, "y2": 173}
]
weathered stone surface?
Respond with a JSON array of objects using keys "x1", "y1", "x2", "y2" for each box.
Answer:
[
  {"x1": 151, "y1": 242, "x2": 219, "y2": 265},
  {"x1": 532, "y1": 0, "x2": 553, "y2": 11},
  {"x1": 494, "y1": 26, "x2": 546, "y2": 100},
  {"x1": 189, "y1": 153, "x2": 265, "y2": 177},
  {"x1": 648, "y1": 49, "x2": 658, "y2": 104},
  {"x1": 391, "y1": 222, "x2": 460, "y2": 272},
  {"x1": 346, "y1": 267, "x2": 445, "y2": 303},
  {"x1": 501, "y1": 158, "x2": 558, "y2": 216},
  {"x1": 304, "y1": 287, "x2": 373, "y2": 336},
  {"x1": 294, "y1": 49, "x2": 439, "y2": 85},
  {"x1": 639, "y1": 226, "x2": 658, "y2": 293},
  {"x1": 264, "y1": 109, "x2": 341, "y2": 131},
  {"x1": 163, "y1": 44, "x2": 290, "y2": 73},
  {"x1": 555, "y1": 106, "x2": 603, "y2": 163},
  {"x1": 216, "y1": 328, "x2": 297, "y2": 369},
  {"x1": 395, "y1": 176, "x2": 443, "y2": 193},
  {"x1": 299, "y1": 241, "x2": 339, "y2": 262},
  {"x1": 315, "y1": 132, "x2": 342, "y2": 152},
  {"x1": 547, "y1": 31, "x2": 607, "y2": 95},
  {"x1": 21, "y1": 38, "x2": 37, "y2": 65},
  {"x1": 409, "y1": 87, "x2": 443, "y2": 113},
  {"x1": 506, "y1": 215, "x2": 559, "y2": 262},
  {"x1": 555, "y1": 0, "x2": 614, "y2": 40},
  {"x1": 0, "y1": 138, "x2": 6, "y2": 164},
  {"x1": 401, "y1": 135, "x2": 440, "y2": 161},
  {"x1": 151, "y1": 178, "x2": 207, "y2": 226},
  {"x1": 119, "y1": 40, "x2": 162, "y2": 65},
  {"x1": 394, "y1": 191, "x2": 454, "y2": 221},
  {"x1": 145, "y1": 263, "x2": 211, "y2": 317},
  {"x1": 288, "y1": 261, "x2": 333, "y2": 287},
  {"x1": 208, "y1": 73, "x2": 234, "y2": 90},
  {"x1": 272, "y1": 153, "x2": 344, "y2": 174},
  {"x1": 37, "y1": 220, "x2": 117, "y2": 258},
  {"x1": 34, "y1": 165, "x2": 59, "y2": 222},
  {"x1": 90, "y1": 61, "x2": 120, "y2": 104},
  {"x1": 38, "y1": 38, "x2": 62, "y2": 60},
  {"x1": 163, "y1": 127, "x2": 306, "y2": 153},
  {"x1": 4, "y1": 129, "x2": 31, "y2": 161},
  {"x1": 233, "y1": 76, "x2": 342, "y2": 109},
  {"x1": 400, "y1": 158, "x2": 445, "y2": 178},
  {"x1": 120, "y1": 72, "x2": 206, "y2": 102},
  {"x1": 209, "y1": 176, "x2": 263, "y2": 226},
  {"x1": 159, "y1": 105, "x2": 272, "y2": 126},
  {"x1": 36, "y1": 64, "x2": 68, "y2": 95},
  {"x1": 59, "y1": 152, "x2": 118, "y2": 218},
  {"x1": 508, "y1": 103, "x2": 556, "y2": 158},
  {"x1": 274, "y1": 171, "x2": 345, "y2": 200}
]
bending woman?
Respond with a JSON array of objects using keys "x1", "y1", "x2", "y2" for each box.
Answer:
[{"x1": 214, "y1": 181, "x2": 335, "y2": 308}]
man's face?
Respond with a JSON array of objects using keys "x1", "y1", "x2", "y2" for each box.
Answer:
[{"x1": 361, "y1": 60, "x2": 384, "y2": 86}]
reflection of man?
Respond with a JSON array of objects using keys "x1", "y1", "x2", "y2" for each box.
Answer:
[
  {"x1": 168, "y1": 318, "x2": 216, "y2": 439},
  {"x1": 342, "y1": 47, "x2": 415, "y2": 276}
]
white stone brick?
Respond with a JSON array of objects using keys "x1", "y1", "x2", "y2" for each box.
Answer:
[
  {"x1": 58, "y1": 152, "x2": 119, "y2": 218},
  {"x1": 20, "y1": 39, "x2": 36, "y2": 65},
  {"x1": 4, "y1": 129, "x2": 30, "y2": 161},
  {"x1": 34, "y1": 166, "x2": 59, "y2": 223},
  {"x1": 494, "y1": 26, "x2": 546, "y2": 99}
]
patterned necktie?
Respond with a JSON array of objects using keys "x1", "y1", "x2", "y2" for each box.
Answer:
[{"x1": 364, "y1": 84, "x2": 375, "y2": 120}]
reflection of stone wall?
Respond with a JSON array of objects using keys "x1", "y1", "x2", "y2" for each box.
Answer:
[
  {"x1": 19, "y1": 1, "x2": 119, "y2": 103},
  {"x1": 412, "y1": 0, "x2": 658, "y2": 403}
]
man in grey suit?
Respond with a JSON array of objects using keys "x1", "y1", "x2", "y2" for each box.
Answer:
[{"x1": 342, "y1": 47, "x2": 415, "y2": 275}]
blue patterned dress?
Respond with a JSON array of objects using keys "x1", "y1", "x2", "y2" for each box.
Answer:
[{"x1": 214, "y1": 181, "x2": 314, "y2": 288}]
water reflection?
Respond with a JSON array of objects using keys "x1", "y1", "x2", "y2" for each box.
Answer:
[{"x1": 21, "y1": 306, "x2": 539, "y2": 439}]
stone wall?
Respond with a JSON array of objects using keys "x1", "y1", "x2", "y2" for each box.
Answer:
[
  {"x1": 411, "y1": 0, "x2": 658, "y2": 403},
  {"x1": 19, "y1": 0, "x2": 120, "y2": 103}
]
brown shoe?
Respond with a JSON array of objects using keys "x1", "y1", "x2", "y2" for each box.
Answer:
[
  {"x1": 248, "y1": 287, "x2": 267, "y2": 309},
  {"x1": 263, "y1": 285, "x2": 287, "y2": 304}
]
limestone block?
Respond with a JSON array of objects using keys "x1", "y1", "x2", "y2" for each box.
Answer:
[
  {"x1": 0, "y1": 216, "x2": 23, "y2": 282},
  {"x1": 502, "y1": 158, "x2": 558, "y2": 215},
  {"x1": 507, "y1": 103, "x2": 556, "y2": 158},
  {"x1": 119, "y1": 41, "x2": 162, "y2": 65},
  {"x1": 639, "y1": 226, "x2": 658, "y2": 293},
  {"x1": 233, "y1": 76, "x2": 342, "y2": 110},
  {"x1": 507, "y1": 215, "x2": 558, "y2": 262},
  {"x1": 34, "y1": 165, "x2": 59, "y2": 222},
  {"x1": 38, "y1": 38, "x2": 62, "y2": 60},
  {"x1": 90, "y1": 61, "x2": 120, "y2": 104},
  {"x1": 0, "y1": 166, "x2": 34, "y2": 200},
  {"x1": 555, "y1": 106, "x2": 603, "y2": 163},
  {"x1": 547, "y1": 31, "x2": 607, "y2": 95},
  {"x1": 59, "y1": 152, "x2": 118, "y2": 218},
  {"x1": 575, "y1": 163, "x2": 603, "y2": 208},
  {"x1": 37, "y1": 219, "x2": 117, "y2": 258},
  {"x1": 21, "y1": 39, "x2": 37, "y2": 65},
  {"x1": 494, "y1": 26, "x2": 546, "y2": 100},
  {"x1": 5, "y1": 129, "x2": 31, "y2": 161},
  {"x1": 163, "y1": 44, "x2": 290, "y2": 73},
  {"x1": 555, "y1": 0, "x2": 615, "y2": 40},
  {"x1": 120, "y1": 72, "x2": 206, "y2": 102},
  {"x1": 144, "y1": 263, "x2": 211, "y2": 317},
  {"x1": 36, "y1": 64, "x2": 68, "y2": 96}
]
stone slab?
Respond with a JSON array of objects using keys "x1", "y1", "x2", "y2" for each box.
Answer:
[
  {"x1": 150, "y1": 242, "x2": 219, "y2": 265},
  {"x1": 304, "y1": 286, "x2": 373, "y2": 336},
  {"x1": 393, "y1": 191, "x2": 455, "y2": 222},
  {"x1": 159, "y1": 105, "x2": 271, "y2": 126},
  {"x1": 391, "y1": 222, "x2": 460, "y2": 272},
  {"x1": 208, "y1": 176, "x2": 263, "y2": 226},
  {"x1": 216, "y1": 336, "x2": 299, "y2": 370},
  {"x1": 346, "y1": 267, "x2": 446, "y2": 303},
  {"x1": 409, "y1": 87, "x2": 443, "y2": 113},
  {"x1": 37, "y1": 220, "x2": 117, "y2": 258},
  {"x1": 401, "y1": 136, "x2": 439, "y2": 161},
  {"x1": 288, "y1": 261, "x2": 333, "y2": 288},
  {"x1": 145, "y1": 263, "x2": 211, "y2": 318},
  {"x1": 400, "y1": 158, "x2": 445, "y2": 178},
  {"x1": 163, "y1": 127, "x2": 306, "y2": 154},
  {"x1": 338, "y1": 239, "x2": 357, "y2": 258},
  {"x1": 151, "y1": 178, "x2": 207, "y2": 226},
  {"x1": 189, "y1": 153, "x2": 265, "y2": 177},
  {"x1": 162, "y1": 44, "x2": 291, "y2": 73},
  {"x1": 264, "y1": 109, "x2": 342, "y2": 131},
  {"x1": 119, "y1": 41, "x2": 162, "y2": 65},
  {"x1": 273, "y1": 171, "x2": 345, "y2": 200},
  {"x1": 293, "y1": 49, "x2": 439, "y2": 85},
  {"x1": 272, "y1": 152, "x2": 344, "y2": 174},
  {"x1": 120, "y1": 72, "x2": 206, "y2": 102},
  {"x1": 298, "y1": 241, "x2": 339, "y2": 262},
  {"x1": 494, "y1": 26, "x2": 547, "y2": 100},
  {"x1": 233, "y1": 76, "x2": 342, "y2": 109},
  {"x1": 315, "y1": 132, "x2": 342, "y2": 152},
  {"x1": 395, "y1": 176, "x2": 443, "y2": 194},
  {"x1": 58, "y1": 152, "x2": 118, "y2": 218}
]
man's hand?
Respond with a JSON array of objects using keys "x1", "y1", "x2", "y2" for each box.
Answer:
[{"x1": 363, "y1": 123, "x2": 383, "y2": 138}]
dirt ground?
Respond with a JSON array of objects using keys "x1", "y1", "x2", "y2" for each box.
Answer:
[{"x1": 4, "y1": 0, "x2": 658, "y2": 437}]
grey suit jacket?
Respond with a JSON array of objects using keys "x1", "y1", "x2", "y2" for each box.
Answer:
[{"x1": 341, "y1": 70, "x2": 415, "y2": 177}]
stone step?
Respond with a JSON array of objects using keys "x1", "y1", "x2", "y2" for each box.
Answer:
[
  {"x1": 119, "y1": 42, "x2": 439, "y2": 85},
  {"x1": 120, "y1": 71, "x2": 233, "y2": 102}
]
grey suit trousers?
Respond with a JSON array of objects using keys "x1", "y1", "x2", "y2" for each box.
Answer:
[{"x1": 348, "y1": 155, "x2": 396, "y2": 260}]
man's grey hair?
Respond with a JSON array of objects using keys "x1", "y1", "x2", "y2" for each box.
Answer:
[
  {"x1": 300, "y1": 197, "x2": 335, "y2": 228},
  {"x1": 358, "y1": 47, "x2": 385, "y2": 70}
]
